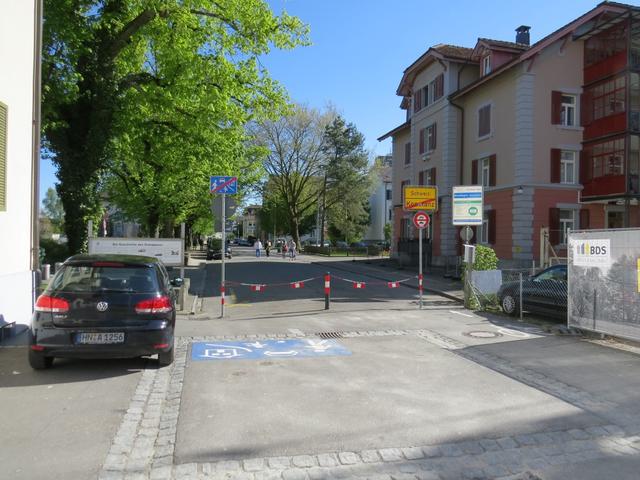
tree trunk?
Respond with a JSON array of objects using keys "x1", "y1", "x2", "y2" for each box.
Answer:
[{"x1": 320, "y1": 174, "x2": 327, "y2": 246}]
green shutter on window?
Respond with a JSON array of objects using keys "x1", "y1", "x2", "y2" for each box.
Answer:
[{"x1": 0, "y1": 102, "x2": 6, "y2": 211}]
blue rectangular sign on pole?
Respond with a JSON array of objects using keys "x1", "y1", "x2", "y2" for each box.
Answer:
[{"x1": 210, "y1": 176, "x2": 238, "y2": 194}]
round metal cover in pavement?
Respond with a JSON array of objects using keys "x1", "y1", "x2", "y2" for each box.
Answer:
[{"x1": 463, "y1": 330, "x2": 503, "y2": 338}]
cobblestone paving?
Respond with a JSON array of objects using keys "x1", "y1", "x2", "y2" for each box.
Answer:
[{"x1": 98, "y1": 330, "x2": 640, "y2": 479}]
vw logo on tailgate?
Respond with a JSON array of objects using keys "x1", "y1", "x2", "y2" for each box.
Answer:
[{"x1": 96, "y1": 301, "x2": 109, "y2": 312}]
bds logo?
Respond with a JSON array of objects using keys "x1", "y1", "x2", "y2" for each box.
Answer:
[{"x1": 572, "y1": 239, "x2": 611, "y2": 266}]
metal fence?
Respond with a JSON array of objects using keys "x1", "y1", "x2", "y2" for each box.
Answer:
[
  {"x1": 568, "y1": 228, "x2": 640, "y2": 342},
  {"x1": 469, "y1": 266, "x2": 567, "y2": 322}
]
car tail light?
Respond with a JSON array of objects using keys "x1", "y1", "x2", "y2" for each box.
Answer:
[
  {"x1": 35, "y1": 295, "x2": 70, "y2": 313},
  {"x1": 135, "y1": 296, "x2": 173, "y2": 314}
]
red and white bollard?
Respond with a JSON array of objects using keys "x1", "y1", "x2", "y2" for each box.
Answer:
[
  {"x1": 324, "y1": 273, "x2": 331, "y2": 310},
  {"x1": 220, "y1": 283, "x2": 225, "y2": 307}
]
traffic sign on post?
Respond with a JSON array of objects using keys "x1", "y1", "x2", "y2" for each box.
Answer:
[
  {"x1": 210, "y1": 176, "x2": 238, "y2": 194},
  {"x1": 403, "y1": 186, "x2": 438, "y2": 212},
  {"x1": 210, "y1": 175, "x2": 238, "y2": 319},
  {"x1": 413, "y1": 211, "x2": 430, "y2": 230}
]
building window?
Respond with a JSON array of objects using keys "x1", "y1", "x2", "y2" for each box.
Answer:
[
  {"x1": 0, "y1": 102, "x2": 6, "y2": 211},
  {"x1": 560, "y1": 150, "x2": 576, "y2": 184},
  {"x1": 388, "y1": 209, "x2": 392, "y2": 221},
  {"x1": 426, "y1": 123, "x2": 436, "y2": 152},
  {"x1": 385, "y1": 188, "x2": 392, "y2": 201},
  {"x1": 561, "y1": 94, "x2": 576, "y2": 126},
  {"x1": 483, "y1": 55, "x2": 491, "y2": 75},
  {"x1": 480, "y1": 217, "x2": 489, "y2": 244},
  {"x1": 481, "y1": 157, "x2": 490, "y2": 187},
  {"x1": 422, "y1": 85, "x2": 429, "y2": 108},
  {"x1": 478, "y1": 104, "x2": 491, "y2": 138},
  {"x1": 559, "y1": 209, "x2": 575, "y2": 245},
  {"x1": 404, "y1": 142, "x2": 411, "y2": 165},
  {"x1": 588, "y1": 137, "x2": 625, "y2": 178},
  {"x1": 401, "y1": 180, "x2": 409, "y2": 204}
]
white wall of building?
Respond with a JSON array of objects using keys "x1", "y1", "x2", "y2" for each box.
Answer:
[{"x1": 0, "y1": 1, "x2": 37, "y2": 327}]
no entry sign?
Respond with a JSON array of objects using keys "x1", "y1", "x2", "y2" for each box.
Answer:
[{"x1": 413, "y1": 211, "x2": 430, "y2": 230}]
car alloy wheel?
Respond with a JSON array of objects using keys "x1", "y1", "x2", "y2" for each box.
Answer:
[{"x1": 502, "y1": 294, "x2": 518, "y2": 316}]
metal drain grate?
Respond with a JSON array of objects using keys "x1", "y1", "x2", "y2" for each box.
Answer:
[{"x1": 315, "y1": 332, "x2": 344, "y2": 339}]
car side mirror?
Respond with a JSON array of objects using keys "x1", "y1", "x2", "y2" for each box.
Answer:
[{"x1": 171, "y1": 278, "x2": 184, "y2": 287}]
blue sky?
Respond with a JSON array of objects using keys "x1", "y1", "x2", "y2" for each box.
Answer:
[{"x1": 40, "y1": 0, "x2": 627, "y2": 202}]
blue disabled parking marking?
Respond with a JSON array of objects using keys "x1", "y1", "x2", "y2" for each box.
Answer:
[{"x1": 191, "y1": 339, "x2": 351, "y2": 361}]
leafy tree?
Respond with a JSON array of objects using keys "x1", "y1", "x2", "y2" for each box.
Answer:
[
  {"x1": 252, "y1": 105, "x2": 331, "y2": 246},
  {"x1": 41, "y1": 187, "x2": 65, "y2": 233},
  {"x1": 320, "y1": 116, "x2": 371, "y2": 246},
  {"x1": 43, "y1": 0, "x2": 309, "y2": 252}
]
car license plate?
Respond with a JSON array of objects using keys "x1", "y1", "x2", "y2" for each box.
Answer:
[{"x1": 76, "y1": 332, "x2": 125, "y2": 344}]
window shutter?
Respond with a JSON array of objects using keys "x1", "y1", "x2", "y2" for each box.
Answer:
[
  {"x1": 472, "y1": 159, "x2": 478, "y2": 184},
  {"x1": 419, "y1": 128, "x2": 424, "y2": 154},
  {"x1": 414, "y1": 90, "x2": 422, "y2": 113},
  {"x1": 439, "y1": 74, "x2": 444, "y2": 98},
  {"x1": 549, "y1": 208, "x2": 560, "y2": 245},
  {"x1": 550, "y1": 148, "x2": 561, "y2": 183},
  {"x1": 551, "y1": 90, "x2": 562, "y2": 124},
  {"x1": 405, "y1": 142, "x2": 411, "y2": 164},
  {"x1": 488, "y1": 210, "x2": 496, "y2": 244},
  {"x1": 430, "y1": 123, "x2": 437, "y2": 150},
  {"x1": 430, "y1": 167, "x2": 436, "y2": 185},
  {"x1": 580, "y1": 91, "x2": 590, "y2": 126},
  {"x1": 0, "y1": 102, "x2": 6, "y2": 211},
  {"x1": 489, "y1": 155, "x2": 496, "y2": 186},
  {"x1": 580, "y1": 150, "x2": 591, "y2": 184},
  {"x1": 418, "y1": 170, "x2": 424, "y2": 186},
  {"x1": 580, "y1": 209, "x2": 590, "y2": 229}
]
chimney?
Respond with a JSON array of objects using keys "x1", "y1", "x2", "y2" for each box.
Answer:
[{"x1": 516, "y1": 25, "x2": 531, "y2": 46}]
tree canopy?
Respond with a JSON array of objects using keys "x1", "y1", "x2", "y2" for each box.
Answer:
[{"x1": 43, "y1": 0, "x2": 309, "y2": 251}]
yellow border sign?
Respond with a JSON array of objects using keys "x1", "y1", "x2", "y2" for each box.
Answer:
[{"x1": 403, "y1": 185, "x2": 438, "y2": 212}]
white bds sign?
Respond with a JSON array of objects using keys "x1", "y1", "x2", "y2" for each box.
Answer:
[{"x1": 570, "y1": 238, "x2": 611, "y2": 267}]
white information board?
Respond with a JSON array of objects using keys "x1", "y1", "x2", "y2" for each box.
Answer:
[
  {"x1": 88, "y1": 237, "x2": 184, "y2": 266},
  {"x1": 452, "y1": 186, "x2": 483, "y2": 225}
]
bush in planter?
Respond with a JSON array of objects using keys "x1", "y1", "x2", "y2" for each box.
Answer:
[
  {"x1": 40, "y1": 238, "x2": 69, "y2": 267},
  {"x1": 463, "y1": 244, "x2": 499, "y2": 310}
]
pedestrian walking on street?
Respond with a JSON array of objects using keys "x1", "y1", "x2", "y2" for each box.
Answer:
[
  {"x1": 288, "y1": 239, "x2": 297, "y2": 261},
  {"x1": 255, "y1": 239, "x2": 263, "y2": 258},
  {"x1": 282, "y1": 241, "x2": 288, "y2": 259},
  {"x1": 198, "y1": 236, "x2": 204, "y2": 251},
  {"x1": 265, "y1": 240, "x2": 271, "y2": 257}
]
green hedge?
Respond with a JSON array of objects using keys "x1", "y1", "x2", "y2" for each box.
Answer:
[{"x1": 39, "y1": 238, "x2": 70, "y2": 267}]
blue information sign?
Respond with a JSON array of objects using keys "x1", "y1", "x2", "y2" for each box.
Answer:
[
  {"x1": 191, "y1": 339, "x2": 351, "y2": 361},
  {"x1": 210, "y1": 176, "x2": 238, "y2": 194}
]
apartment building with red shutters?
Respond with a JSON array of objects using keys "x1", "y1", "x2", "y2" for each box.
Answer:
[{"x1": 380, "y1": 1, "x2": 640, "y2": 267}]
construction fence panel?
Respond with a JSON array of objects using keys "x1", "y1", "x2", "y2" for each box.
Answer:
[{"x1": 568, "y1": 228, "x2": 640, "y2": 342}]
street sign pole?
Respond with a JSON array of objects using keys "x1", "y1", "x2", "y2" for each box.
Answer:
[
  {"x1": 412, "y1": 211, "x2": 430, "y2": 310},
  {"x1": 220, "y1": 193, "x2": 225, "y2": 318},
  {"x1": 210, "y1": 175, "x2": 238, "y2": 319},
  {"x1": 419, "y1": 226, "x2": 423, "y2": 309}
]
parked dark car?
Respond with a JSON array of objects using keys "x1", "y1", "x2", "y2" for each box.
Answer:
[
  {"x1": 206, "y1": 239, "x2": 232, "y2": 260},
  {"x1": 497, "y1": 264, "x2": 567, "y2": 319},
  {"x1": 29, "y1": 254, "x2": 181, "y2": 369}
]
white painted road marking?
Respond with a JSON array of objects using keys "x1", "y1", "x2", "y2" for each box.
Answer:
[{"x1": 449, "y1": 310, "x2": 474, "y2": 318}]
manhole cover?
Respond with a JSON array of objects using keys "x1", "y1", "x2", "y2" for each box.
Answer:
[{"x1": 463, "y1": 330, "x2": 503, "y2": 338}]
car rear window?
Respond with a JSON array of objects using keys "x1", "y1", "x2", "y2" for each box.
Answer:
[{"x1": 49, "y1": 264, "x2": 160, "y2": 293}]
